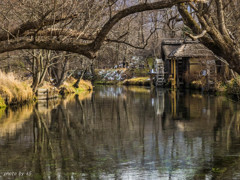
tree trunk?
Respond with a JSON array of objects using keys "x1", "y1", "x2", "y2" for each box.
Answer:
[
  {"x1": 55, "y1": 58, "x2": 69, "y2": 87},
  {"x1": 73, "y1": 69, "x2": 86, "y2": 88},
  {"x1": 32, "y1": 53, "x2": 41, "y2": 92},
  {"x1": 178, "y1": 3, "x2": 240, "y2": 75}
]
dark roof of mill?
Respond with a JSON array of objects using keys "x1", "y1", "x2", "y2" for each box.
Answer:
[{"x1": 161, "y1": 39, "x2": 215, "y2": 59}]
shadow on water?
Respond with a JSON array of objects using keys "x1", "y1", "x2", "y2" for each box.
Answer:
[{"x1": 0, "y1": 86, "x2": 240, "y2": 179}]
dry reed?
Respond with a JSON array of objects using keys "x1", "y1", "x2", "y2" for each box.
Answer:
[
  {"x1": 60, "y1": 77, "x2": 93, "y2": 94},
  {"x1": 0, "y1": 71, "x2": 33, "y2": 105}
]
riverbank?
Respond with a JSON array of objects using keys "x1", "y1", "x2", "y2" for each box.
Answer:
[
  {"x1": 0, "y1": 71, "x2": 33, "y2": 107},
  {"x1": 0, "y1": 71, "x2": 93, "y2": 108},
  {"x1": 121, "y1": 77, "x2": 150, "y2": 86},
  {"x1": 94, "y1": 68, "x2": 150, "y2": 86},
  {"x1": 178, "y1": 77, "x2": 240, "y2": 101},
  {"x1": 59, "y1": 78, "x2": 93, "y2": 95},
  {"x1": 94, "y1": 68, "x2": 240, "y2": 100},
  {"x1": 215, "y1": 78, "x2": 240, "y2": 100}
]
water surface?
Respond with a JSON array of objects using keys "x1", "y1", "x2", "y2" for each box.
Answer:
[{"x1": 0, "y1": 86, "x2": 240, "y2": 179}]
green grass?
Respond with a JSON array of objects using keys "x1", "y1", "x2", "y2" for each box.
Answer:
[
  {"x1": 0, "y1": 96, "x2": 6, "y2": 108},
  {"x1": 94, "y1": 80, "x2": 118, "y2": 85},
  {"x1": 132, "y1": 68, "x2": 150, "y2": 77},
  {"x1": 121, "y1": 77, "x2": 150, "y2": 86},
  {"x1": 60, "y1": 79, "x2": 93, "y2": 96},
  {"x1": 0, "y1": 106, "x2": 5, "y2": 120},
  {"x1": 147, "y1": 57, "x2": 155, "y2": 69}
]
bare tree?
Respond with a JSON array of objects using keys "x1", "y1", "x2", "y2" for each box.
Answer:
[
  {"x1": 2, "y1": 0, "x2": 240, "y2": 75},
  {"x1": 0, "y1": 0, "x2": 190, "y2": 58},
  {"x1": 178, "y1": 0, "x2": 240, "y2": 74},
  {"x1": 20, "y1": 50, "x2": 78, "y2": 91}
]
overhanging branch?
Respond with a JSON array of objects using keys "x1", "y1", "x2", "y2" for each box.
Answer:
[
  {"x1": 0, "y1": 0, "x2": 191, "y2": 59},
  {"x1": 91, "y1": 0, "x2": 191, "y2": 51},
  {"x1": 185, "y1": 30, "x2": 207, "y2": 40}
]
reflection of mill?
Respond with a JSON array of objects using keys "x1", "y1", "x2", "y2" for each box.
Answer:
[
  {"x1": 153, "y1": 89, "x2": 187, "y2": 120},
  {"x1": 169, "y1": 90, "x2": 217, "y2": 121},
  {"x1": 171, "y1": 90, "x2": 177, "y2": 119},
  {"x1": 154, "y1": 89, "x2": 165, "y2": 116},
  {"x1": 153, "y1": 89, "x2": 188, "y2": 120},
  {"x1": 170, "y1": 90, "x2": 189, "y2": 120}
]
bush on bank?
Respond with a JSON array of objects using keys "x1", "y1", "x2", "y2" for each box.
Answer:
[
  {"x1": 216, "y1": 77, "x2": 240, "y2": 100},
  {"x1": 0, "y1": 71, "x2": 33, "y2": 106},
  {"x1": 0, "y1": 71, "x2": 93, "y2": 108},
  {"x1": 0, "y1": 96, "x2": 6, "y2": 108},
  {"x1": 60, "y1": 78, "x2": 93, "y2": 95},
  {"x1": 121, "y1": 77, "x2": 151, "y2": 86}
]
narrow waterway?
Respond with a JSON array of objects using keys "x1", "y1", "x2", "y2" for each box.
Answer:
[{"x1": 0, "y1": 86, "x2": 240, "y2": 179}]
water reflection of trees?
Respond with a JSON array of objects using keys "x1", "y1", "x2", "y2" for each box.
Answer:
[
  {"x1": 36, "y1": 88, "x2": 240, "y2": 179},
  {"x1": 164, "y1": 91, "x2": 240, "y2": 179},
  {"x1": 30, "y1": 88, "x2": 157, "y2": 179},
  {"x1": 1, "y1": 87, "x2": 240, "y2": 179},
  {"x1": 0, "y1": 105, "x2": 33, "y2": 137},
  {"x1": 0, "y1": 105, "x2": 34, "y2": 179}
]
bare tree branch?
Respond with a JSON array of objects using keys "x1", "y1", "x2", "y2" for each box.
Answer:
[{"x1": 185, "y1": 30, "x2": 207, "y2": 40}]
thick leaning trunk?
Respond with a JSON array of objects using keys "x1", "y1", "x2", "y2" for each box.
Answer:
[
  {"x1": 178, "y1": 3, "x2": 240, "y2": 75},
  {"x1": 0, "y1": 0, "x2": 190, "y2": 59},
  {"x1": 202, "y1": 40, "x2": 240, "y2": 75},
  {"x1": 222, "y1": 50, "x2": 240, "y2": 75}
]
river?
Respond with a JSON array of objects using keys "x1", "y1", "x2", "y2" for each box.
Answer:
[{"x1": 0, "y1": 86, "x2": 240, "y2": 179}]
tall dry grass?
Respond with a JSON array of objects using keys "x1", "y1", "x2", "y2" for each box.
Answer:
[
  {"x1": 60, "y1": 77, "x2": 93, "y2": 94},
  {"x1": 0, "y1": 71, "x2": 33, "y2": 105},
  {"x1": 121, "y1": 77, "x2": 151, "y2": 86}
]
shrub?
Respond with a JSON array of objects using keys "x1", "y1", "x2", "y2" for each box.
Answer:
[
  {"x1": 0, "y1": 96, "x2": 6, "y2": 108},
  {"x1": 0, "y1": 71, "x2": 33, "y2": 105},
  {"x1": 121, "y1": 77, "x2": 151, "y2": 86},
  {"x1": 226, "y1": 78, "x2": 240, "y2": 99},
  {"x1": 60, "y1": 78, "x2": 93, "y2": 95}
]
